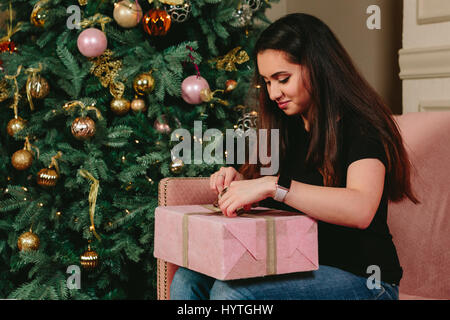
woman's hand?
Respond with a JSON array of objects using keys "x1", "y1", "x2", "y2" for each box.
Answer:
[
  {"x1": 218, "y1": 176, "x2": 277, "y2": 217},
  {"x1": 210, "y1": 167, "x2": 244, "y2": 195}
]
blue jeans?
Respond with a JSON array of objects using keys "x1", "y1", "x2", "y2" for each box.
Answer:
[{"x1": 170, "y1": 265, "x2": 399, "y2": 300}]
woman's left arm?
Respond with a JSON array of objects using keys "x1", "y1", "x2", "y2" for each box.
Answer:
[{"x1": 218, "y1": 158, "x2": 385, "y2": 230}]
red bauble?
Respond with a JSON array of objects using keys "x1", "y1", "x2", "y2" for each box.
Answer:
[{"x1": 142, "y1": 9, "x2": 172, "y2": 36}]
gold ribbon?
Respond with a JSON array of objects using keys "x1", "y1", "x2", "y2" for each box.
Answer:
[
  {"x1": 62, "y1": 100, "x2": 103, "y2": 120},
  {"x1": 109, "y1": 80, "x2": 125, "y2": 99},
  {"x1": 49, "y1": 151, "x2": 62, "y2": 174},
  {"x1": 210, "y1": 47, "x2": 250, "y2": 72},
  {"x1": 77, "y1": 13, "x2": 112, "y2": 32},
  {"x1": 147, "y1": 0, "x2": 184, "y2": 5},
  {"x1": 0, "y1": 78, "x2": 8, "y2": 103},
  {"x1": 181, "y1": 205, "x2": 277, "y2": 276},
  {"x1": 0, "y1": 2, "x2": 23, "y2": 43},
  {"x1": 25, "y1": 63, "x2": 43, "y2": 111},
  {"x1": 4, "y1": 65, "x2": 22, "y2": 116},
  {"x1": 23, "y1": 136, "x2": 40, "y2": 159},
  {"x1": 78, "y1": 169, "x2": 101, "y2": 242},
  {"x1": 199, "y1": 88, "x2": 229, "y2": 106}
]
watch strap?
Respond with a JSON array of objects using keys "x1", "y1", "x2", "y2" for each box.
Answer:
[{"x1": 273, "y1": 184, "x2": 289, "y2": 202}]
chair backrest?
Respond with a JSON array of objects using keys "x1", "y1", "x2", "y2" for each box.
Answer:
[{"x1": 388, "y1": 112, "x2": 450, "y2": 299}]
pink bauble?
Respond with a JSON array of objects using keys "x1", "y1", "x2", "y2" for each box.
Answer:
[
  {"x1": 181, "y1": 75, "x2": 210, "y2": 105},
  {"x1": 77, "y1": 28, "x2": 108, "y2": 58}
]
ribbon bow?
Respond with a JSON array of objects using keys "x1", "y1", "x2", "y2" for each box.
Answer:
[
  {"x1": 78, "y1": 13, "x2": 112, "y2": 32},
  {"x1": 63, "y1": 100, "x2": 103, "y2": 120},
  {"x1": 0, "y1": 2, "x2": 23, "y2": 44}
]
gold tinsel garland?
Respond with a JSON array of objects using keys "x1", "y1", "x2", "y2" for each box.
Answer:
[
  {"x1": 89, "y1": 49, "x2": 123, "y2": 88},
  {"x1": 209, "y1": 46, "x2": 250, "y2": 72}
]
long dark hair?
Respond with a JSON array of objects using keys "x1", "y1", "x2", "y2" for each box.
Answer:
[{"x1": 240, "y1": 13, "x2": 418, "y2": 204}]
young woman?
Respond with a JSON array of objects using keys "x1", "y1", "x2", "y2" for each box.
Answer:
[{"x1": 170, "y1": 13, "x2": 418, "y2": 300}]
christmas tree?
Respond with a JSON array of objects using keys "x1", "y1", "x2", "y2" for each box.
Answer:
[{"x1": 0, "y1": 0, "x2": 277, "y2": 299}]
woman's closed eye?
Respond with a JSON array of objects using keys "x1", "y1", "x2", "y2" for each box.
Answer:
[
  {"x1": 279, "y1": 76, "x2": 290, "y2": 84},
  {"x1": 263, "y1": 76, "x2": 290, "y2": 86}
]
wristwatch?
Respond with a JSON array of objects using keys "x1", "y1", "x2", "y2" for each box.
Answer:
[{"x1": 273, "y1": 174, "x2": 292, "y2": 202}]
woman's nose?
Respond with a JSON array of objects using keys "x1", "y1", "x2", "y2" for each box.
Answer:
[{"x1": 268, "y1": 84, "x2": 283, "y2": 101}]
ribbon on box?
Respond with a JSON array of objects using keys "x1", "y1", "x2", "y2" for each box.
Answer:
[{"x1": 182, "y1": 205, "x2": 277, "y2": 276}]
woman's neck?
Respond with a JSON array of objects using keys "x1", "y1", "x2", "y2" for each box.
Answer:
[{"x1": 301, "y1": 115, "x2": 310, "y2": 132}]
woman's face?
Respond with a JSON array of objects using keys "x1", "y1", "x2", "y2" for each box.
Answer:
[{"x1": 257, "y1": 49, "x2": 312, "y2": 117}]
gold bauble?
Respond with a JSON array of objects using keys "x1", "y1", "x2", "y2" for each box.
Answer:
[
  {"x1": 17, "y1": 231, "x2": 40, "y2": 251},
  {"x1": 71, "y1": 116, "x2": 96, "y2": 140},
  {"x1": 80, "y1": 246, "x2": 99, "y2": 270},
  {"x1": 7, "y1": 117, "x2": 27, "y2": 137},
  {"x1": 130, "y1": 98, "x2": 147, "y2": 113},
  {"x1": 37, "y1": 168, "x2": 59, "y2": 187},
  {"x1": 11, "y1": 149, "x2": 33, "y2": 171},
  {"x1": 113, "y1": 0, "x2": 143, "y2": 28},
  {"x1": 27, "y1": 75, "x2": 50, "y2": 99},
  {"x1": 133, "y1": 72, "x2": 155, "y2": 95},
  {"x1": 110, "y1": 97, "x2": 131, "y2": 116},
  {"x1": 170, "y1": 158, "x2": 184, "y2": 174},
  {"x1": 30, "y1": 7, "x2": 47, "y2": 27}
]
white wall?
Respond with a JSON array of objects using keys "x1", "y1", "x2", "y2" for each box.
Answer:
[
  {"x1": 265, "y1": 0, "x2": 403, "y2": 114},
  {"x1": 265, "y1": 0, "x2": 287, "y2": 22},
  {"x1": 400, "y1": 0, "x2": 450, "y2": 113}
]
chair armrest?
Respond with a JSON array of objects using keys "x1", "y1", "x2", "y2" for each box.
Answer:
[
  {"x1": 158, "y1": 177, "x2": 217, "y2": 206},
  {"x1": 156, "y1": 177, "x2": 217, "y2": 300}
]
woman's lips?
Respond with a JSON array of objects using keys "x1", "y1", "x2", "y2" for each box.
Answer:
[{"x1": 277, "y1": 101, "x2": 290, "y2": 109}]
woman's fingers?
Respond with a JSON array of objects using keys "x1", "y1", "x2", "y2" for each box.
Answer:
[
  {"x1": 223, "y1": 168, "x2": 236, "y2": 189},
  {"x1": 216, "y1": 173, "x2": 226, "y2": 193},
  {"x1": 210, "y1": 167, "x2": 239, "y2": 194},
  {"x1": 210, "y1": 173, "x2": 218, "y2": 194}
]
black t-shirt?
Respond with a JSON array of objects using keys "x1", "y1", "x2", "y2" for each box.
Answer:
[{"x1": 260, "y1": 115, "x2": 403, "y2": 285}]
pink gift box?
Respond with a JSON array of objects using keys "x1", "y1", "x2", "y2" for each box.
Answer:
[{"x1": 154, "y1": 204, "x2": 319, "y2": 280}]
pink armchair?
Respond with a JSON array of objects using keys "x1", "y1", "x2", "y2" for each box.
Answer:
[{"x1": 156, "y1": 112, "x2": 450, "y2": 300}]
